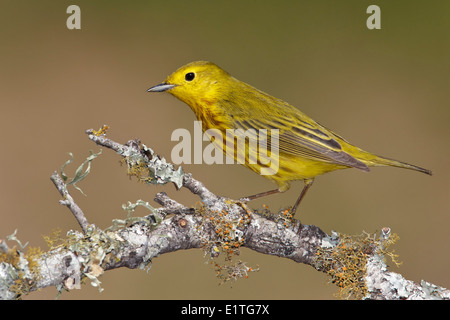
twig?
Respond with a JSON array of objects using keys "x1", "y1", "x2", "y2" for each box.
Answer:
[
  {"x1": 50, "y1": 171, "x2": 89, "y2": 233},
  {"x1": 87, "y1": 128, "x2": 216, "y2": 200}
]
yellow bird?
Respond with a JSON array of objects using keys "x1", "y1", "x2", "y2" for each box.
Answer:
[{"x1": 148, "y1": 61, "x2": 432, "y2": 213}]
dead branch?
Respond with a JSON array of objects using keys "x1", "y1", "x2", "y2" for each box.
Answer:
[{"x1": 0, "y1": 128, "x2": 448, "y2": 300}]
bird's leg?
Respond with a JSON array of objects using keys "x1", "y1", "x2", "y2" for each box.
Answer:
[
  {"x1": 239, "y1": 188, "x2": 281, "y2": 202},
  {"x1": 291, "y1": 179, "x2": 314, "y2": 214},
  {"x1": 239, "y1": 179, "x2": 314, "y2": 213}
]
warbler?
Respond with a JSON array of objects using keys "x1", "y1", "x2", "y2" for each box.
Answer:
[{"x1": 148, "y1": 61, "x2": 432, "y2": 213}]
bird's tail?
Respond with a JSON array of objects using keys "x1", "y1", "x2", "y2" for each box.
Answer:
[{"x1": 369, "y1": 155, "x2": 432, "y2": 176}]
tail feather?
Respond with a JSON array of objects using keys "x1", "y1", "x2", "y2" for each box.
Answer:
[{"x1": 371, "y1": 155, "x2": 432, "y2": 176}]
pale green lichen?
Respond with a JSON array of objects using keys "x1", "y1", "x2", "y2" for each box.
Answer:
[
  {"x1": 0, "y1": 230, "x2": 44, "y2": 299},
  {"x1": 124, "y1": 144, "x2": 184, "y2": 189},
  {"x1": 60, "y1": 150, "x2": 102, "y2": 196}
]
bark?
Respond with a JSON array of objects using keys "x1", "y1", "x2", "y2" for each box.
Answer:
[{"x1": 0, "y1": 128, "x2": 448, "y2": 300}]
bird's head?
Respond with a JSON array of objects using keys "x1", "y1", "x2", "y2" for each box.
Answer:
[{"x1": 148, "y1": 61, "x2": 230, "y2": 107}]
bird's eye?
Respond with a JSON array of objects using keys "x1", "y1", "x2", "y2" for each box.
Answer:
[{"x1": 185, "y1": 72, "x2": 195, "y2": 81}]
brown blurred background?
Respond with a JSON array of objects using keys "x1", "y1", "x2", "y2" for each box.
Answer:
[{"x1": 0, "y1": 1, "x2": 449, "y2": 300}]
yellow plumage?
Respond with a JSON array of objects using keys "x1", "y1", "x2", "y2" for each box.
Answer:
[{"x1": 148, "y1": 61, "x2": 431, "y2": 212}]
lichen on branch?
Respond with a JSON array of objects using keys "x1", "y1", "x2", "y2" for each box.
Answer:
[{"x1": 0, "y1": 127, "x2": 448, "y2": 300}]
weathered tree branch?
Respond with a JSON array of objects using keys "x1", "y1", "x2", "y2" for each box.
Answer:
[
  {"x1": 50, "y1": 171, "x2": 90, "y2": 233},
  {"x1": 0, "y1": 128, "x2": 448, "y2": 300}
]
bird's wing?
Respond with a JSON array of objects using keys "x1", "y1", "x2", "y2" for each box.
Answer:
[{"x1": 232, "y1": 114, "x2": 370, "y2": 171}]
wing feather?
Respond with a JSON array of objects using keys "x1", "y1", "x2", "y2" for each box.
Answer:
[{"x1": 232, "y1": 114, "x2": 369, "y2": 171}]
